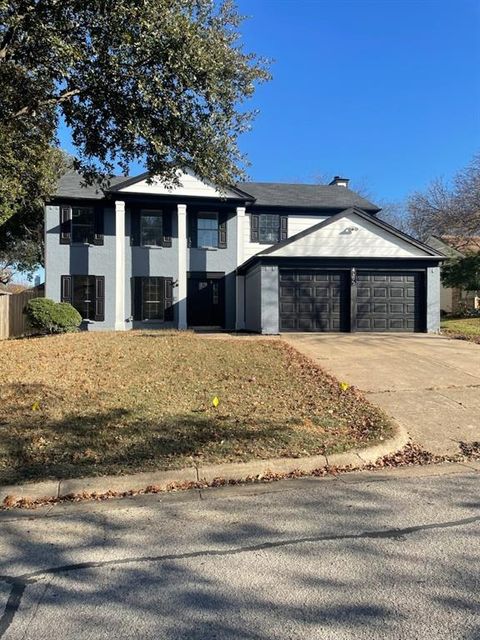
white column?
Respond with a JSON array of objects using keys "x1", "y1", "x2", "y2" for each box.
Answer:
[
  {"x1": 177, "y1": 204, "x2": 187, "y2": 329},
  {"x1": 235, "y1": 206, "x2": 246, "y2": 331},
  {"x1": 236, "y1": 206, "x2": 246, "y2": 267},
  {"x1": 114, "y1": 200, "x2": 126, "y2": 330}
]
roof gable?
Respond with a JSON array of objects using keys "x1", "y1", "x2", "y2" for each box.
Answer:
[
  {"x1": 259, "y1": 208, "x2": 444, "y2": 259},
  {"x1": 111, "y1": 168, "x2": 247, "y2": 199}
]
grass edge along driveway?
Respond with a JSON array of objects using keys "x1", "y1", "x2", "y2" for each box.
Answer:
[{"x1": 441, "y1": 317, "x2": 480, "y2": 344}]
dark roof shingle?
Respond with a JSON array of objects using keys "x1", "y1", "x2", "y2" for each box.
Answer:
[
  {"x1": 54, "y1": 171, "x2": 127, "y2": 200},
  {"x1": 237, "y1": 182, "x2": 380, "y2": 211},
  {"x1": 53, "y1": 171, "x2": 380, "y2": 211}
]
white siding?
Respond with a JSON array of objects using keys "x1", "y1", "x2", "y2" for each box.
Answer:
[
  {"x1": 242, "y1": 213, "x2": 327, "y2": 262},
  {"x1": 119, "y1": 168, "x2": 240, "y2": 199},
  {"x1": 268, "y1": 211, "x2": 431, "y2": 258},
  {"x1": 287, "y1": 214, "x2": 328, "y2": 237}
]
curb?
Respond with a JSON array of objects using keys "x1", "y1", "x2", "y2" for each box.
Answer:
[{"x1": 0, "y1": 425, "x2": 410, "y2": 504}]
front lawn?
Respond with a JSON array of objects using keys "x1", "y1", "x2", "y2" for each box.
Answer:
[
  {"x1": 441, "y1": 317, "x2": 480, "y2": 343},
  {"x1": 0, "y1": 332, "x2": 393, "y2": 485}
]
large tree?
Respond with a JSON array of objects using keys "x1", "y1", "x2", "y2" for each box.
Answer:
[
  {"x1": 407, "y1": 154, "x2": 480, "y2": 248},
  {"x1": 441, "y1": 254, "x2": 480, "y2": 293},
  {"x1": 0, "y1": 0, "x2": 269, "y2": 226},
  {"x1": 0, "y1": 148, "x2": 70, "y2": 282}
]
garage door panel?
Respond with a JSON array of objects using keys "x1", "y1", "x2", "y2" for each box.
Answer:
[
  {"x1": 356, "y1": 272, "x2": 423, "y2": 332},
  {"x1": 280, "y1": 317, "x2": 296, "y2": 330},
  {"x1": 280, "y1": 302, "x2": 295, "y2": 314},
  {"x1": 279, "y1": 270, "x2": 349, "y2": 332},
  {"x1": 374, "y1": 303, "x2": 388, "y2": 313}
]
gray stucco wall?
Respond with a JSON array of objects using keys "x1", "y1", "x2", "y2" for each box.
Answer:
[
  {"x1": 45, "y1": 204, "x2": 117, "y2": 330},
  {"x1": 125, "y1": 209, "x2": 179, "y2": 330},
  {"x1": 261, "y1": 265, "x2": 279, "y2": 334},
  {"x1": 426, "y1": 266, "x2": 441, "y2": 333},
  {"x1": 244, "y1": 264, "x2": 279, "y2": 334},
  {"x1": 244, "y1": 265, "x2": 261, "y2": 332},
  {"x1": 46, "y1": 204, "x2": 239, "y2": 331},
  {"x1": 187, "y1": 211, "x2": 238, "y2": 330}
]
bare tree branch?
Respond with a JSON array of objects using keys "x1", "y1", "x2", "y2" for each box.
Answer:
[{"x1": 10, "y1": 88, "x2": 81, "y2": 119}]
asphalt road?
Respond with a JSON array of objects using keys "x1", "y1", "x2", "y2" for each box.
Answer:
[{"x1": 0, "y1": 463, "x2": 479, "y2": 640}]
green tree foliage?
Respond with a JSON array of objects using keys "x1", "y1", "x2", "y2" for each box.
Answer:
[
  {"x1": 0, "y1": 0, "x2": 269, "y2": 227},
  {"x1": 0, "y1": 147, "x2": 70, "y2": 279},
  {"x1": 441, "y1": 254, "x2": 480, "y2": 293}
]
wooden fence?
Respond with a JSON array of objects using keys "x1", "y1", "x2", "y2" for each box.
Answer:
[{"x1": 0, "y1": 287, "x2": 44, "y2": 340}]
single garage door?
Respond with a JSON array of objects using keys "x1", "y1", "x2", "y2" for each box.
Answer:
[
  {"x1": 356, "y1": 271, "x2": 423, "y2": 332},
  {"x1": 279, "y1": 270, "x2": 349, "y2": 331}
]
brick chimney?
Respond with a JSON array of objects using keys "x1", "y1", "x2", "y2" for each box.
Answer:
[{"x1": 329, "y1": 176, "x2": 349, "y2": 188}]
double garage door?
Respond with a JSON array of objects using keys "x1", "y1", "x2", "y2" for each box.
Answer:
[{"x1": 279, "y1": 269, "x2": 424, "y2": 332}]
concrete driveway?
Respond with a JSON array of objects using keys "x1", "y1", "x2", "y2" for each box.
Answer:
[{"x1": 283, "y1": 333, "x2": 480, "y2": 455}]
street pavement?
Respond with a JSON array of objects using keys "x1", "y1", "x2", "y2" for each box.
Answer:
[{"x1": 0, "y1": 462, "x2": 479, "y2": 640}]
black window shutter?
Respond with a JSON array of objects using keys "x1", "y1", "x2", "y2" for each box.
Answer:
[
  {"x1": 94, "y1": 276, "x2": 105, "y2": 321},
  {"x1": 132, "y1": 277, "x2": 143, "y2": 321},
  {"x1": 164, "y1": 278, "x2": 174, "y2": 321},
  {"x1": 218, "y1": 212, "x2": 227, "y2": 249},
  {"x1": 250, "y1": 213, "x2": 259, "y2": 242},
  {"x1": 61, "y1": 275, "x2": 72, "y2": 303},
  {"x1": 130, "y1": 208, "x2": 141, "y2": 246},
  {"x1": 94, "y1": 207, "x2": 104, "y2": 245},
  {"x1": 280, "y1": 215, "x2": 288, "y2": 241},
  {"x1": 188, "y1": 211, "x2": 198, "y2": 248},
  {"x1": 60, "y1": 205, "x2": 72, "y2": 244},
  {"x1": 162, "y1": 210, "x2": 172, "y2": 247}
]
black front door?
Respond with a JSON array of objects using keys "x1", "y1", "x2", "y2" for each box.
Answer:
[{"x1": 187, "y1": 273, "x2": 225, "y2": 327}]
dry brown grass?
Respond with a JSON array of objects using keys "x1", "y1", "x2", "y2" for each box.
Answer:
[
  {"x1": 441, "y1": 317, "x2": 480, "y2": 343},
  {"x1": 0, "y1": 331, "x2": 393, "y2": 484}
]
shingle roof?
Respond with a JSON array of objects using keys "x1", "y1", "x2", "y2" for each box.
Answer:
[
  {"x1": 53, "y1": 171, "x2": 381, "y2": 211},
  {"x1": 237, "y1": 182, "x2": 380, "y2": 212},
  {"x1": 436, "y1": 235, "x2": 480, "y2": 254},
  {"x1": 54, "y1": 171, "x2": 127, "y2": 200}
]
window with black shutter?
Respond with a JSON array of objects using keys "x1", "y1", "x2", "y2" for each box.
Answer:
[
  {"x1": 140, "y1": 210, "x2": 163, "y2": 247},
  {"x1": 258, "y1": 214, "x2": 281, "y2": 244},
  {"x1": 130, "y1": 209, "x2": 172, "y2": 247},
  {"x1": 72, "y1": 206, "x2": 95, "y2": 244},
  {"x1": 60, "y1": 206, "x2": 72, "y2": 244},
  {"x1": 132, "y1": 277, "x2": 174, "y2": 322},
  {"x1": 61, "y1": 275, "x2": 105, "y2": 321},
  {"x1": 197, "y1": 212, "x2": 219, "y2": 248}
]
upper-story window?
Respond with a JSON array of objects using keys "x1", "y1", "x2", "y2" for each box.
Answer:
[
  {"x1": 197, "y1": 212, "x2": 219, "y2": 248},
  {"x1": 60, "y1": 205, "x2": 104, "y2": 245},
  {"x1": 140, "y1": 210, "x2": 163, "y2": 247},
  {"x1": 258, "y1": 214, "x2": 280, "y2": 243},
  {"x1": 251, "y1": 213, "x2": 287, "y2": 244},
  {"x1": 72, "y1": 206, "x2": 95, "y2": 244}
]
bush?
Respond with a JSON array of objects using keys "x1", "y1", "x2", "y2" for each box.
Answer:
[
  {"x1": 53, "y1": 302, "x2": 83, "y2": 332},
  {"x1": 24, "y1": 298, "x2": 82, "y2": 334}
]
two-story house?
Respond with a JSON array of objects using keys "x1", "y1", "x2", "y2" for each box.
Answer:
[{"x1": 45, "y1": 170, "x2": 444, "y2": 333}]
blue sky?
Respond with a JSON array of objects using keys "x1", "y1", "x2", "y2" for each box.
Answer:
[
  {"x1": 236, "y1": 0, "x2": 480, "y2": 202},
  {"x1": 59, "y1": 0, "x2": 480, "y2": 205}
]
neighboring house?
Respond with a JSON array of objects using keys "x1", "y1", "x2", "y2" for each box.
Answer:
[
  {"x1": 44, "y1": 170, "x2": 444, "y2": 334},
  {"x1": 427, "y1": 235, "x2": 480, "y2": 314}
]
